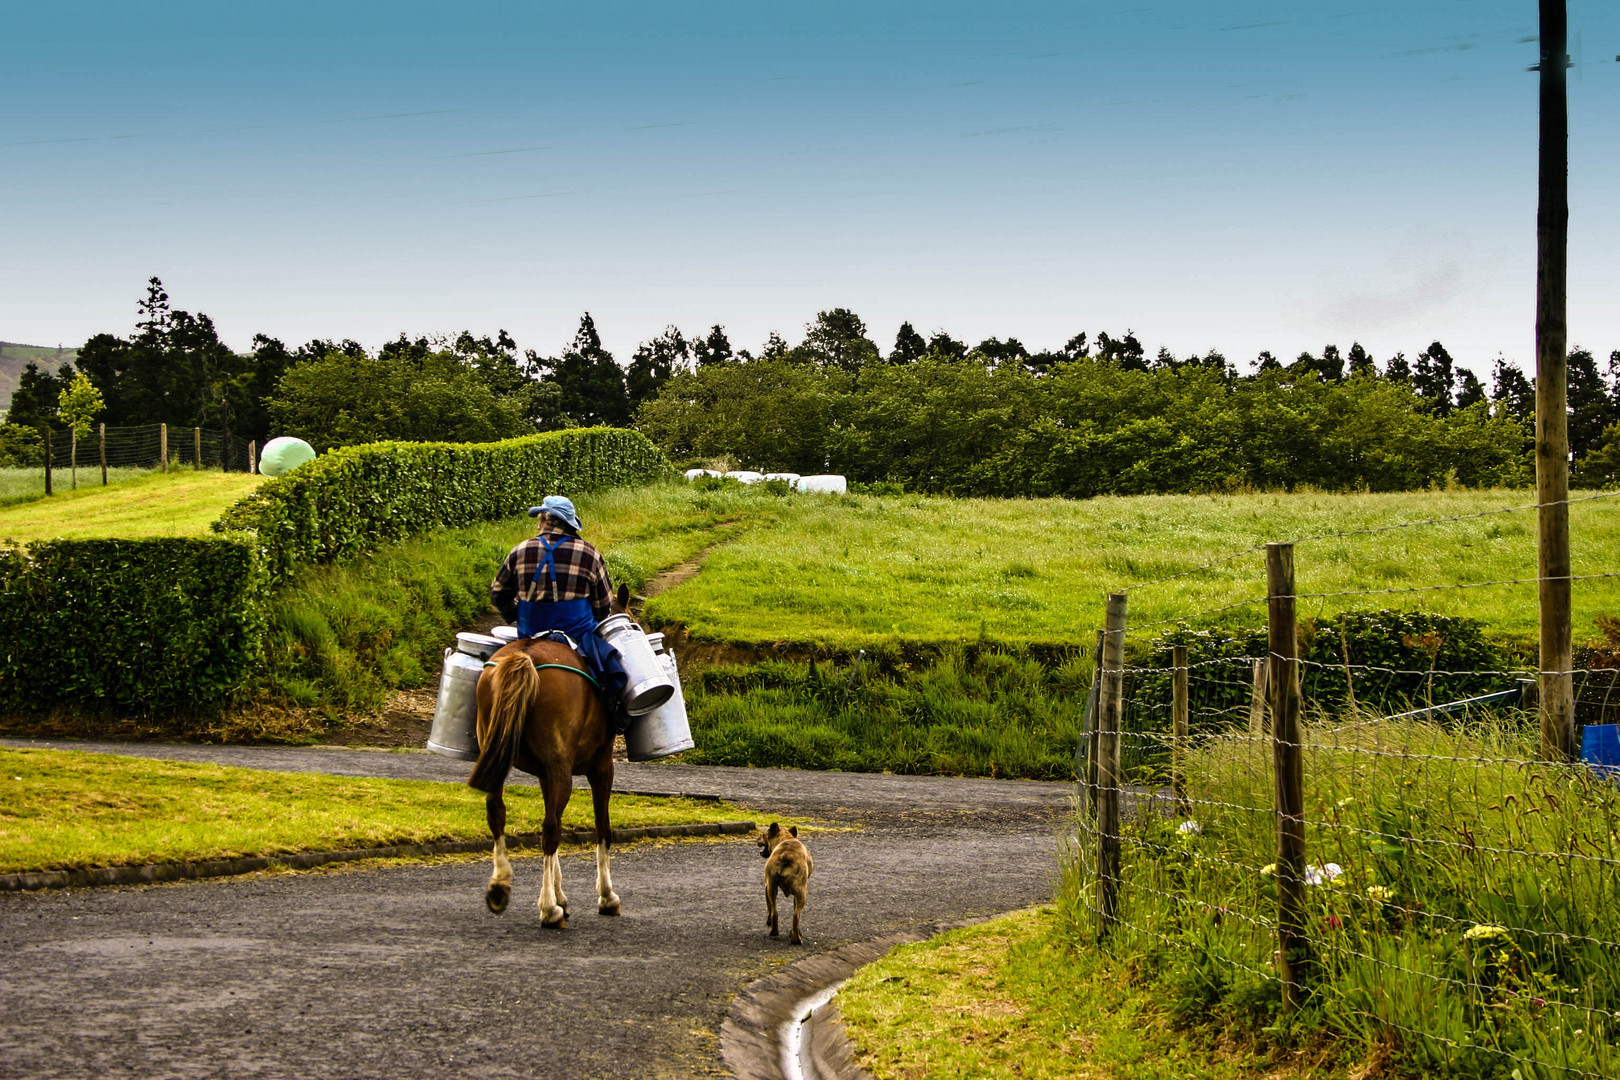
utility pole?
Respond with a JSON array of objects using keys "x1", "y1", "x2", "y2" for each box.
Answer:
[{"x1": 1536, "y1": 0, "x2": 1574, "y2": 762}]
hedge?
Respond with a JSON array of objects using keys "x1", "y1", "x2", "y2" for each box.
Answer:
[
  {"x1": 0, "y1": 537, "x2": 265, "y2": 715},
  {"x1": 213, "y1": 427, "x2": 672, "y2": 580}
]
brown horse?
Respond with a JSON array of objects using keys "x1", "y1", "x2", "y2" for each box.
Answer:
[{"x1": 466, "y1": 586, "x2": 629, "y2": 927}]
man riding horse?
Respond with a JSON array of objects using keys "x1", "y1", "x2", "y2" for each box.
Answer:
[{"x1": 488, "y1": 494, "x2": 630, "y2": 731}]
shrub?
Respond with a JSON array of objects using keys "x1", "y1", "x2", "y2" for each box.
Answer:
[
  {"x1": 0, "y1": 537, "x2": 265, "y2": 715},
  {"x1": 214, "y1": 427, "x2": 671, "y2": 580}
]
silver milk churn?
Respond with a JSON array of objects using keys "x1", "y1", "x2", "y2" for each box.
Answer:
[
  {"x1": 491, "y1": 625, "x2": 520, "y2": 642},
  {"x1": 626, "y1": 633, "x2": 695, "y2": 761},
  {"x1": 596, "y1": 613, "x2": 675, "y2": 715},
  {"x1": 426, "y1": 632, "x2": 505, "y2": 760}
]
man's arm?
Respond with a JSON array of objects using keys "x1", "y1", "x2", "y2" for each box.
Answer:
[
  {"x1": 490, "y1": 549, "x2": 521, "y2": 624},
  {"x1": 586, "y1": 545, "x2": 614, "y2": 622}
]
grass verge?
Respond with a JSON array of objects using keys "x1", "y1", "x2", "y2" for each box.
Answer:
[
  {"x1": 0, "y1": 469, "x2": 265, "y2": 542},
  {"x1": 1062, "y1": 715, "x2": 1620, "y2": 1078},
  {"x1": 0, "y1": 747, "x2": 753, "y2": 873},
  {"x1": 837, "y1": 906, "x2": 1351, "y2": 1079}
]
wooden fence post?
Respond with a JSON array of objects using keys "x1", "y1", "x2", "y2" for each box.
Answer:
[
  {"x1": 70, "y1": 429, "x2": 78, "y2": 490},
  {"x1": 159, "y1": 424, "x2": 168, "y2": 473},
  {"x1": 1267, "y1": 542, "x2": 1309, "y2": 1012},
  {"x1": 1248, "y1": 658, "x2": 1268, "y2": 735},
  {"x1": 99, "y1": 423, "x2": 107, "y2": 486},
  {"x1": 193, "y1": 427, "x2": 202, "y2": 471},
  {"x1": 43, "y1": 427, "x2": 52, "y2": 496},
  {"x1": 248, "y1": 440, "x2": 257, "y2": 475},
  {"x1": 1096, "y1": 593, "x2": 1127, "y2": 940},
  {"x1": 1172, "y1": 644, "x2": 1189, "y2": 816},
  {"x1": 1535, "y1": 0, "x2": 1574, "y2": 763},
  {"x1": 1078, "y1": 628, "x2": 1104, "y2": 817}
]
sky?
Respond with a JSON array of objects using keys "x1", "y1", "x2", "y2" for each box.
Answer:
[{"x1": 4, "y1": 1, "x2": 1617, "y2": 377}]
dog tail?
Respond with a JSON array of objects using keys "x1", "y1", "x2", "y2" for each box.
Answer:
[{"x1": 468, "y1": 653, "x2": 537, "y2": 794}]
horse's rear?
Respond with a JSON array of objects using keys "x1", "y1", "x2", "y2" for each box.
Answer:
[{"x1": 469, "y1": 637, "x2": 618, "y2": 927}]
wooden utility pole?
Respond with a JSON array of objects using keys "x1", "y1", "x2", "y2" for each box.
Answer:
[
  {"x1": 1096, "y1": 593, "x2": 1127, "y2": 940},
  {"x1": 1172, "y1": 645, "x2": 1189, "y2": 815},
  {"x1": 99, "y1": 423, "x2": 107, "y2": 486},
  {"x1": 1536, "y1": 0, "x2": 1574, "y2": 763},
  {"x1": 1267, "y1": 543, "x2": 1309, "y2": 1011},
  {"x1": 159, "y1": 424, "x2": 168, "y2": 473}
]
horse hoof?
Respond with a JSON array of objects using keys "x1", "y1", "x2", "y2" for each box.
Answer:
[
  {"x1": 769, "y1": 929, "x2": 779, "y2": 938},
  {"x1": 598, "y1": 902, "x2": 621, "y2": 916},
  {"x1": 486, "y1": 885, "x2": 510, "y2": 914}
]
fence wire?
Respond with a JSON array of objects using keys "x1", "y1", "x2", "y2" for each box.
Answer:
[
  {"x1": 1075, "y1": 507, "x2": 1620, "y2": 1078},
  {"x1": 26, "y1": 425, "x2": 258, "y2": 492}
]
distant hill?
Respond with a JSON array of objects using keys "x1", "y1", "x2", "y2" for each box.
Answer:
[{"x1": 0, "y1": 342, "x2": 80, "y2": 416}]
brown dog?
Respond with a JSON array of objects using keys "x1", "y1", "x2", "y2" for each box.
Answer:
[{"x1": 760, "y1": 823, "x2": 813, "y2": 944}]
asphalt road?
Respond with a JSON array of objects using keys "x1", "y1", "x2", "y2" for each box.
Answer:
[{"x1": 1, "y1": 740, "x2": 1073, "y2": 1080}]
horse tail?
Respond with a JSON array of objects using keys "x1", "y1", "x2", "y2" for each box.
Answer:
[{"x1": 468, "y1": 653, "x2": 539, "y2": 794}]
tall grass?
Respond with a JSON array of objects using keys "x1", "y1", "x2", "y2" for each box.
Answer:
[
  {"x1": 1061, "y1": 716, "x2": 1620, "y2": 1078},
  {"x1": 681, "y1": 646, "x2": 1093, "y2": 779}
]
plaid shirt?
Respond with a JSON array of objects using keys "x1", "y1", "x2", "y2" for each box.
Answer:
[{"x1": 490, "y1": 525, "x2": 615, "y2": 625}]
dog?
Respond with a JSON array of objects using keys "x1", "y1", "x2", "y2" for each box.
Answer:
[{"x1": 759, "y1": 822, "x2": 813, "y2": 944}]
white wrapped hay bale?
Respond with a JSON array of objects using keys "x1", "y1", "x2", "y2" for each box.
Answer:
[
  {"x1": 796, "y1": 474, "x2": 847, "y2": 494},
  {"x1": 684, "y1": 468, "x2": 724, "y2": 480},
  {"x1": 764, "y1": 472, "x2": 801, "y2": 484},
  {"x1": 729, "y1": 470, "x2": 764, "y2": 484}
]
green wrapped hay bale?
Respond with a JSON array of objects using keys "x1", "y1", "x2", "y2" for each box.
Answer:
[{"x1": 259, "y1": 436, "x2": 316, "y2": 477}]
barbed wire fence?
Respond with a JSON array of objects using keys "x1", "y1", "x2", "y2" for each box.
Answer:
[
  {"x1": 1074, "y1": 492, "x2": 1620, "y2": 1078},
  {"x1": 23, "y1": 424, "x2": 260, "y2": 495}
]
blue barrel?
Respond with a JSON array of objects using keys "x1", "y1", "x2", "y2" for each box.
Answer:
[{"x1": 1581, "y1": 724, "x2": 1620, "y2": 778}]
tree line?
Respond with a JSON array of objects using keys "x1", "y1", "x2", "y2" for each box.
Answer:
[{"x1": 3, "y1": 280, "x2": 1618, "y2": 493}]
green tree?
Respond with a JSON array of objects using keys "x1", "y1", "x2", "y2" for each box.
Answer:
[
  {"x1": 693, "y1": 325, "x2": 733, "y2": 367},
  {"x1": 536, "y1": 314, "x2": 629, "y2": 427},
  {"x1": 1491, "y1": 358, "x2": 1535, "y2": 422},
  {"x1": 799, "y1": 309, "x2": 879, "y2": 373},
  {"x1": 1568, "y1": 347, "x2": 1614, "y2": 460},
  {"x1": 4, "y1": 361, "x2": 71, "y2": 428},
  {"x1": 267, "y1": 348, "x2": 532, "y2": 451},
  {"x1": 56, "y1": 372, "x2": 106, "y2": 437},
  {"x1": 890, "y1": 322, "x2": 927, "y2": 364},
  {"x1": 627, "y1": 327, "x2": 689, "y2": 408}
]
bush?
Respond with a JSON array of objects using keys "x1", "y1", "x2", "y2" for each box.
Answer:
[
  {"x1": 0, "y1": 537, "x2": 265, "y2": 715},
  {"x1": 214, "y1": 427, "x2": 671, "y2": 580},
  {"x1": 0, "y1": 424, "x2": 44, "y2": 468}
]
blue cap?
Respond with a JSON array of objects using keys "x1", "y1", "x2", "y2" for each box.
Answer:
[{"x1": 527, "y1": 495, "x2": 582, "y2": 532}]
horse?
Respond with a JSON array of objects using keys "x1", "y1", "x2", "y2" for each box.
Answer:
[{"x1": 466, "y1": 584, "x2": 631, "y2": 928}]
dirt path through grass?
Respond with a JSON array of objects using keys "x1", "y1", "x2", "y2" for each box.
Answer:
[{"x1": 0, "y1": 739, "x2": 1068, "y2": 1080}]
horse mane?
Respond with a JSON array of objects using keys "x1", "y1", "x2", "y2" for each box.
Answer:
[{"x1": 468, "y1": 652, "x2": 540, "y2": 793}]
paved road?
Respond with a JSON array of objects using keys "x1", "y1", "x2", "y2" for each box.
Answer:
[{"x1": 1, "y1": 740, "x2": 1073, "y2": 1080}]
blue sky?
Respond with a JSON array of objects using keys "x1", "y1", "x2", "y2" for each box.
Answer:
[{"x1": 5, "y1": 1, "x2": 1617, "y2": 375}]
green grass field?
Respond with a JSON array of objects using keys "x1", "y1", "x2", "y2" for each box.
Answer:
[
  {"x1": 0, "y1": 747, "x2": 752, "y2": 872},
  {"x1": 0, "y1": 469, "x2": 266, "y2": 543},
  {"x1": 0, "y1": 465, "x2": 157, "y2": 507},
  {"x1": 641, "y1": 486, "x2": 1620, "y2": 648}
]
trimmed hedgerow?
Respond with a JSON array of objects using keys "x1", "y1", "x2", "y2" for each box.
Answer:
[
  {"x1": 213, "y1": 427, "x2": 671, "y2": 580},
  {"x1": 0, "y1": 537, "x2": 266, "y2": 715}
]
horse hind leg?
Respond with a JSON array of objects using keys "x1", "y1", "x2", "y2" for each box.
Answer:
[{"x1": 485, "y1": 792, "x2": 511, "y2": 914}]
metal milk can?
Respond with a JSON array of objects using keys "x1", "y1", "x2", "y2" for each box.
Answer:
[
  {"x1": 626, "y1": 633, "x2": 695, "y2": 761},
  {"x1": 426, "y1": 632, "x2": 505, "y2": 760},
  {"x1": 597, "y1": 613, "x2": 675, "y2": 716}
]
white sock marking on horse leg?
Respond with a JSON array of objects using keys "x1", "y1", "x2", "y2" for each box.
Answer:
[
  {"x1": 596, "y1": 841, "x2": 619, "y2": 911},
  {"x1": 537, "y1": 853, "x2": 563, "y2": 925},
  {"x1": 550, "y1": 853, "x2": 568, "y2": 913},
  {"x1": 490, "y1": 835, "x2": 511, "y2": 890}
]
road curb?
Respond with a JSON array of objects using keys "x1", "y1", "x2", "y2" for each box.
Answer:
[
  {"x1": 0, "y1": 820, "x2": 757, "y2": 893},
  {"x1": 720, "y1": 914, "x2": 995, "y2": 1080}
]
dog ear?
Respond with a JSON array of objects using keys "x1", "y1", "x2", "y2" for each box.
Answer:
[
  {"x1": 788, "y1": 826, "x2": 798, "y2": 837},
  {"x1": 616, "y1": 583, "x2": 631, "y2": 613},
  {"x1": 767, "y1": 823, "x2": 780, "y2": 838}
]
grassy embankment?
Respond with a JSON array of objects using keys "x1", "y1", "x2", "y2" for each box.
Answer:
[
  {"x1": 0, "y1": 747, "x2": 752, "y2": 873},
  {"x1": 837, "y1": 907, "x2": 1350, "y2": 1080},
  {"x1": 260, "y1": 482, "x2": 1620, "y2": 777},
  {"x1": 0, "y1": 469, "x2": 265, "y2": 540},
  {"x1": 840, "y1": 716, "x2": 1620, "y2": 1078}
]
